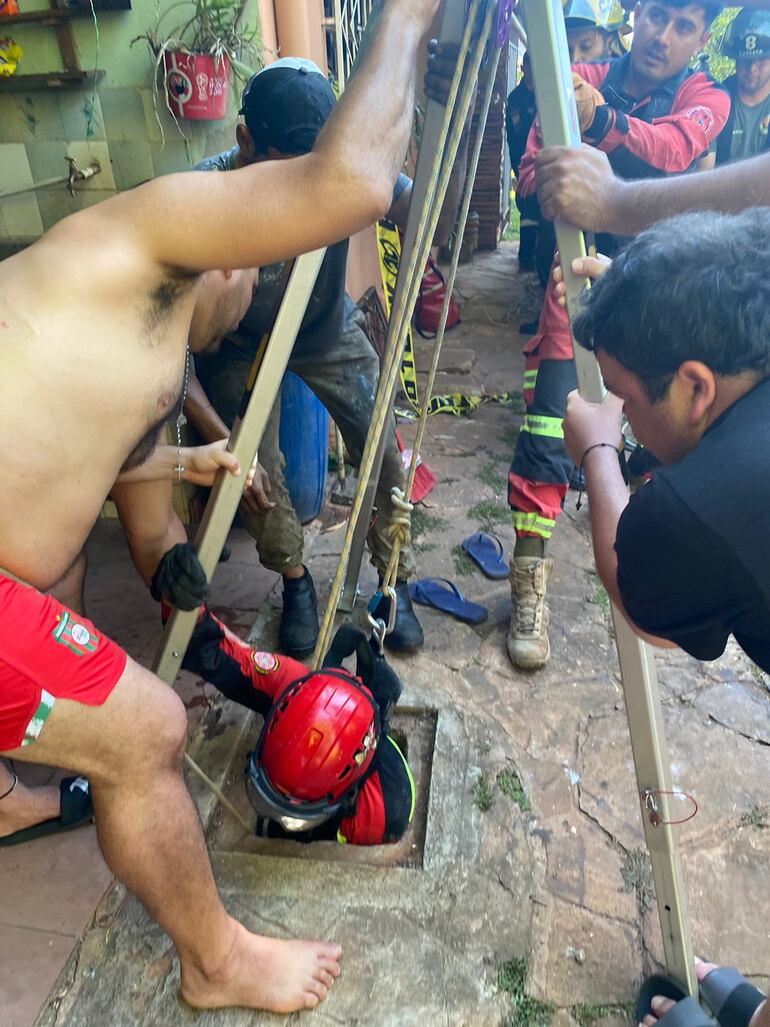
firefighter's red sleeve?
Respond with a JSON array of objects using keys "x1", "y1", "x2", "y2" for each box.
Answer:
[{"x1": 592, "y1": 73, "x2": 730, "y2": 172}]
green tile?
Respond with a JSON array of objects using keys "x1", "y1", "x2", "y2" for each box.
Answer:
[
  {"x1": 14, "y1": 96, "x2": 65, "y2": 141},
  {"x1": 36, "y1": 189, "x2": 79, "y2": 232},
  {"x1": 76, "y1": 189, "x2": 116, "y2": 212},
  {"x1": 109, "y1": 140, "x2": 154, "y2": 191},
  {"x1": 0, "y1": 98, "x2": 26, "y2": 144},
  {"x1": 150, "y1": 140, "x2": 194, "y2": 178},
  {"x1": 58, "y1": 93, "x2": 105, "y2": 143},
  {"x1": 0, "y1": 142, "x2": 33, "y2": 189},
  {"x1": 25, "y1": 141, "x2": 69, "y2": 186},
  {"x1": 98, "y1": 88, "x2": 147, "y2": 142},
  {"x1": 1, "y1": 192, "x2": 44, "y2": 238}
]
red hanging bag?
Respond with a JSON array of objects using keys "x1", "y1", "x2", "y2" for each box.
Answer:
[{"x1": 414, "y1": 257, "x2": 461, "y2": 338}]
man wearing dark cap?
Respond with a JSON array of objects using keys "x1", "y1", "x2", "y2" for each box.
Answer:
[{"x1": 189, "y1": 57, "x2": 424, "y2": 660}]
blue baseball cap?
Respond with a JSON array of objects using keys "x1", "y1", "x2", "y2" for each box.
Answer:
[{"x1": 239, "y1": 58, "x2": 336, "y2": 155}]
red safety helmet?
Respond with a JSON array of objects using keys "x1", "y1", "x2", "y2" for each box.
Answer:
[{"x1": 245, "y1": 669, "x2": 380, "y2": 832}]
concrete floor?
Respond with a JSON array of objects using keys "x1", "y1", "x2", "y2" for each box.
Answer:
[{"x1": 3, "y1": 244, "x2": 769, "y2": 1027}]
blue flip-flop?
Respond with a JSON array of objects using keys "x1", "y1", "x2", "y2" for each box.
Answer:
[
  {"x1": 461, "y1": 532, "x2": 509, "y2": 580},
  {"x1": 408, "y1": 578, "x2": 488, "y2": 625}
]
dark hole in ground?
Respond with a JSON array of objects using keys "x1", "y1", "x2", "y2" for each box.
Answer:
[{"x1": 206, "y1": 707, "x2": 438, "y2": 870}]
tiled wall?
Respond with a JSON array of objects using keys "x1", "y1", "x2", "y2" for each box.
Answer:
[{"x1": 0, "y1": 0, "x2": 262, "y2": 242}]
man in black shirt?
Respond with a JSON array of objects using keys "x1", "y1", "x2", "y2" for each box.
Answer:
[
  {"x1": 190, "y1": 59, "x2": 423, "y2": 659},
  {"x1": 715, "y1": 8, "x2": 770, "y2": 165},
  {"x1": 562, "y1": 208, "x2": 770, "y2": 671}
]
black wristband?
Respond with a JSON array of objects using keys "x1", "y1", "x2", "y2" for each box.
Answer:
[
  {"x1": 575, "y1": 442, "x2": 622, "y2": 511},
  {"x1": 582, "y1": 104, "x2": 615, "y2": 145}
]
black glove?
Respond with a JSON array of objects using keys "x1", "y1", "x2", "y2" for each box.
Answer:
[
  {"x1": 150, "y1": 542, "x2": 208, "y2": 611},
  {"x1": 322, "y1": 624, "x2": 403, "y2": 723}
]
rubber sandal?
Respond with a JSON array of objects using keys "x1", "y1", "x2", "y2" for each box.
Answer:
[
  {"x1": 0, "y1": 776, "x2": 93, "y2": 848},
  {"x1": 461, "y1": 532, "x2": 509, "y2": 580},
  {"x1": 700, "y1": 968, "x2": 766, "y2": 1027},
  {"x1": 636, "y1": 975, "x2": 715, "y2": 1027},
  {"x1": 408, "y1": 578, "x2": 488, "y2": 625}
]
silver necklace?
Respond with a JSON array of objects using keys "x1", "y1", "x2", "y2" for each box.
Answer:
[{"x1": 174, "y1": 347, "x2": 190, "y2": 481}]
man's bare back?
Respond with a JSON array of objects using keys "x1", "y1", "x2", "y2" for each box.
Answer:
[{"x1": 0, "y1": 214, "x2": 199, "y2": 590}]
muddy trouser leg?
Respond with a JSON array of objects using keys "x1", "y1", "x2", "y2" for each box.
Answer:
[
  {"x1": 194, "y1": 353, "x2": 304, "y2": 574},
  {"x1": 289, "y1": 316, "x2": 417, "y2": 581}
]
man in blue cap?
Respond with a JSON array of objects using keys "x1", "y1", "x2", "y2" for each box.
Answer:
[{"x1": 189, "y1": 57, "x2": 424, "y2": 660}]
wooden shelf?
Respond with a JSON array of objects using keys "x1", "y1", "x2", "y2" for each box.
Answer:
[
  {"x1": 0, "y1": 69, "x2": 106, "y2": 92},
  {"x1": 1, "y1": 7, "x2": 89, "y2": 25},
  {"x1": 2, "y1": 0, "x2": 129, "y2": 20}
]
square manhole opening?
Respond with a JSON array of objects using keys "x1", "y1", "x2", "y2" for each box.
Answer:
[{"x1": 207, "y1": 707, "x2": 437, "y2": 870}]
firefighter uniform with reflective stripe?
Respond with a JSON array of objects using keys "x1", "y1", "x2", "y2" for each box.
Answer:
[
  {"x1": 176, "y1": 604, "x2": 414, "y2": 846},
  {"x1": 509, "y1": 54, "x2": 729, "y2": 542}
]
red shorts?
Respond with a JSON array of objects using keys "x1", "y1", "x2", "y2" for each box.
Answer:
[{"x1": 0, "y1": 575, "x2": 127, "y2": 752}]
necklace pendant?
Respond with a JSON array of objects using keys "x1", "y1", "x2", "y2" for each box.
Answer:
[{"x1": 176, "y1": 413, "x2": 187, "y2": 429}]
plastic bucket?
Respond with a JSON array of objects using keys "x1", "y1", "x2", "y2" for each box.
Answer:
[
  {"x1": 279, "y1": 372, "x2": 329, "y2": 525},
  {"x1": 163, "y1": 51, "x2": 229, "y2": 121}
]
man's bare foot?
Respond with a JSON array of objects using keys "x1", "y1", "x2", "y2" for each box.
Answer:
[
  {"x1": 180, "y1": 919, "x2": 342, "y2": 1014},
  {"x1": 0, "y1": 780, "x2": 60, "y2": 838}
]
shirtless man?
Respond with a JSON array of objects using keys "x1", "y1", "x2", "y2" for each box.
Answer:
[{"x1": 0, "y1": 0, "x2": 442, "y2": 1014}]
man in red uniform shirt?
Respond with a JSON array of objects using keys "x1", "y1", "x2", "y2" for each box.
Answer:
[{"x1": 505, "y1": 0, "x2": 729, "y2": 671}]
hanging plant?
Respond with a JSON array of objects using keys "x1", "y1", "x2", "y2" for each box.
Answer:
[{"x1": 133, "y1": 0, "x2": 263, "y2": 134}]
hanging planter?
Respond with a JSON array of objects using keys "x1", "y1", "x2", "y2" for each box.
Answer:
[
  {"x1": 133, "y1": 0, "x2": 264, "y2": 139},
  {"x1": 163, "y1": 49, "x2": 229, "y2": 120}
]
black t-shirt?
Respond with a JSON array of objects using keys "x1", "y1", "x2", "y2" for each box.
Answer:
[{"x1": 615, "y1": 377, "x2": 770, "y2": 671}]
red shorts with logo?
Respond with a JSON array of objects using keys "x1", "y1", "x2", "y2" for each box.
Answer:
[{"x1": 0, "y1": 575, "x2": 127, "y2": 752}]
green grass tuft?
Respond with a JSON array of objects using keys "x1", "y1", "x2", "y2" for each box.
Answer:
[
  {"x1": 468, "y1": 499, "x2": 510, "y2": 532},
  {"x1": 452, "y1": 543, "x2": 476, "y2": 578},
  {"x1": 740, "y1": 806, "x2": 768, "y2": 830},
  {"x1": 497, "y1": 767, "x2": 531, "y2": 812},
  {"x1": 572, "y1": 1003, "x2": 633, "y2": 1027},
  {"x1": 498, "y1": 958, "x2": 553, "y2": 1027},
  {"x1": 477, "y1": 459, "x2": 508, "y2": 493},
  {"x1": 410, "y1": 508, "x2": 449, "y2": 542},
  {"x1": 472, "y1": 771, "x2": 495, "y2": 812}
]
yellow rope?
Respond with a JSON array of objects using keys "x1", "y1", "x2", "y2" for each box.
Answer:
[
  {"x1": 311, "y1": 0, "x2": 496, "y2": 669},
  {"x1": 384, "y1": 45, "x2": 504, "y2": 598}
]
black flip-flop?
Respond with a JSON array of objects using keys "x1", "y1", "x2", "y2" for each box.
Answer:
[
  {"x1": 636, "y1": 975, "x2": 716, "y2": 1027},
  {"x1": 0, "y1": 776, "x2": 93, "y2": 847},
  {"x1": 699, "y1": 968, "x2": 766, "y2": 1027}
]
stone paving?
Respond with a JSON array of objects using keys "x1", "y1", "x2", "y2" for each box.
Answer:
[{"x1": 36, "y1": 245, "x2": 770, "y2": 1027}]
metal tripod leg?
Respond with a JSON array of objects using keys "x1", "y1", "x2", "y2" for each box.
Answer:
[
  {"x1": 152, "y1": 249, "x2": 326, "y2": 683},
  {"x1": 521, "y1": 0, "x2": 695, "y2": 994},
  {"x1": 337, "y1": 0, "x2": 470, "y2": 613}
]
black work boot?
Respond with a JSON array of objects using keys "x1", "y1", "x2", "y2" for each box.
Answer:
[
  {"x1": 372, "y1": 580, "x2": 425, "y2": 654},
  {"x1": 279, "y1": 567, "x2": 319, "y2": 658}
]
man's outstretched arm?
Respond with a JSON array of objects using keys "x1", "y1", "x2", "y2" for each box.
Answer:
[
  {"x1": 536, "y1": 145, "x2": 770, "y2": 236},
  {"x1": 115, "y1": 0, "x2": 442, "y2": 273}
]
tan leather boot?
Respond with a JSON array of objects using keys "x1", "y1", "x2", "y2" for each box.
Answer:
[{"x1": 507, "y1": 556, "x2": 553, "y2": 670}]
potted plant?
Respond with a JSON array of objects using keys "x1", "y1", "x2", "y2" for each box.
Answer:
[{"x1": 135, "y1": 0, "x2": 262, "y2": 124}]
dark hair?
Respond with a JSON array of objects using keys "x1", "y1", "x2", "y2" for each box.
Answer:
[
  {"x1": 639, "y1": 0, "x2": 723, "y2": 30},
  {"x1": 572, "y1": 210, "x2": 770, "y2": 401}
]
